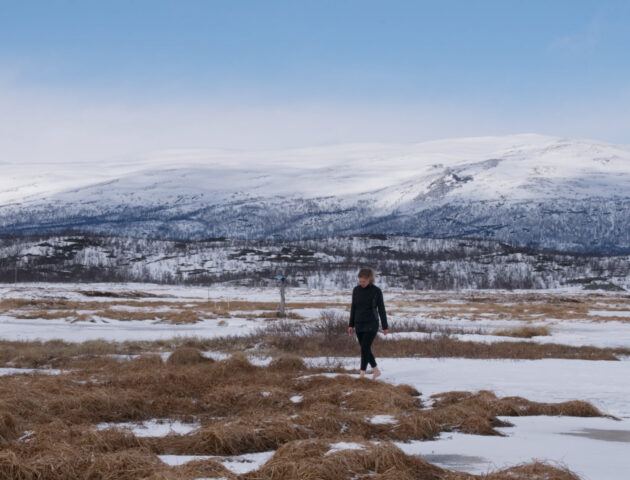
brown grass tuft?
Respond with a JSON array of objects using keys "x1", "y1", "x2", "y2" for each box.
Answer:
[
  {"x1": 166, "y1": 347, "x2": 211, "y2": 366},
  {"x1": 494, "y1": 325, "x2": 551, "y2": 338},
  {"x1": 429, "y1": 390, "x2": 606, "y2": 434},
  {"x1": 0, "y1": 445, "x2": 165, "y2": 480},
  {"x1": 173, "y1": 415, "x2": 312, "y2": 455},
  {"x1": 394, "y1": 413, "x2": 441, "y2": 440},
  {"x1": 483, "y1": 460, "x2": 582, "y2": 480},
  {"x1": 396, "y1": 383, "x2": 422, "y2": 397},
  {"x1": 296, "y1": 375, "x2": 422, "y2": 414},
  {"x1": 0, "y1": 410, "x2": 19, "y2": 446},
  {"x1": 131, "y1": 353, "x2": 164, "y2": 367},
  {"x1": 242, "y1": 440, "x2": 445, "y2": 480},
  {"x1": 494, "y1": 397, "x2": 605, "y2": 418},
  {"x1": 268, "y1": 354, "x2": 307, "y2": 372},
  {"x1": 168, "y1": 458, "x2": 235, "y2": 480},
  {"x1": 220, "y1": 351, "x2": 256, "y2": 372}
]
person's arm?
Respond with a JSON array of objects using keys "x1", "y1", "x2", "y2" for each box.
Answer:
[
  {"x1": 377, "y1": 289, "x2": 388, "y2": 333},
  {"x1": 348, "y1": 288, "x2": 356, "y2": 334}
]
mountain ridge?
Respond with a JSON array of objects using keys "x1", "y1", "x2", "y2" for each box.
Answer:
[{"x1": 1, "y1": 134, "x2": 629, "y2": 253}]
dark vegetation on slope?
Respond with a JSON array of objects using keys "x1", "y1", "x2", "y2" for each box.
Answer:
[{"x1": 1, "y1": 234, "x2": 628, "y2": 290}]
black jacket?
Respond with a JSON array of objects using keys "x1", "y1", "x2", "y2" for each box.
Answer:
[{"x1": 349, "y1": 283, "x2": 388, "y2": 332}]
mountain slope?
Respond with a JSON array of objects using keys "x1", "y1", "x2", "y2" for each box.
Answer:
[
  {"x1": 1, "y1": 134, "x2": 629, "y2": 252},
  {"x1": 2, "y1": 234, "x2": 629, "y2": 290}
]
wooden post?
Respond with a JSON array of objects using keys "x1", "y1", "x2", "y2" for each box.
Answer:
[
  {"x1": 279, "y1": 279, "x2": 286, "y2": 317},
  {"x1": 276, "y1": 274, "x2": 286, "y2": 317}
]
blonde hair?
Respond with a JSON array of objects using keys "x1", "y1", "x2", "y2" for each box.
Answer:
[{"x1": 357, "y1": 267, "x2": 375, "y2": 284}]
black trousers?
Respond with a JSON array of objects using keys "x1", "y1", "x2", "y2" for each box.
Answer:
[{"x1": 356, "y1": 330, "x2": 378, "y2": 371}]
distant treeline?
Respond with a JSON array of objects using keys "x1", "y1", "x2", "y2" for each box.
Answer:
[{"x1": 0, "y1": 233, "x2": 628, "y2": 290}]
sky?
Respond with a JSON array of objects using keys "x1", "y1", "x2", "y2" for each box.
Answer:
[{"x1": 1, "y1": 0, "x2": 629, "y2": 163}]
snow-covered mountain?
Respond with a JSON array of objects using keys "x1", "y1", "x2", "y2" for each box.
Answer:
[{"x1": 1, "y1": 134, "x2": 630, "y2": 253}]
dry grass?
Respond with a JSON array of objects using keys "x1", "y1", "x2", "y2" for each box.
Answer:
[
  {"x1": 99, "y1": 307, "x2": 210, "y2": 324},
  {"x1": 268, "y1": 354, "x2": 307, "y2": 372},
  {"x1": 0, "y1": 410, "x2": 18, "y2": 447},
  {"x1": 0, "y1": 338, "x2": 136, "y2": 368},
  {"x1": 243, "y1": 440, "x2": 445, "y2": 480},
  {"x1": 0, "y1": 298, "x2": 172, "y2": 312},
  {"x1": 5, "y1": 288, "x2": 630, "y2": 340},
  {"x1": 390, "y1": 291, "x2": 630, "y2": 323},
  {"x1": 166, "y1": 347, "x2": 212, "y2": 366},
  {"x1": 377, "y1": 336, "x2": 627, "y2": 360},
  {"x1": 1, "y1": 323, "x2": 628, "y2": 373},
  {"x1": 0, "y1": 447, "x2": 167, "y2": 480},
  {"x1": 131, "y1": 353, "x2": 165, "y2": 368},
  {"x1": 493, "y1": 325, "x2": 551, "y2": 338},
  {"x1": 240, "y1": 441, "x2": 582, "y2": 480},
  {"x1": 0, "y1": 297, "x2": 324, "y2": 326},
  {"x1": 231, "y1": 315, "x2": 629, "y2": 361},
  {"x1": 388, "y1": 318, "x2": 484, "y2": 336},
  {"x1": 0, "y1": 290, "x2": 623, "y2": 477},
  {"x1": 4, "y1": 290, "x2": 630, "y2": 330},
  {"x1": 0, "y1": 346, "x2": 606, "y2": 479},
  {"x1": 0, "y1": 297, "x2": 208, "y2": 324},
  {"x1": 430, "y1": 390, "x2": 606, "y2": 420},
  {"x1": 481, "y1": 461, "x2": 582, "y2": 480}
]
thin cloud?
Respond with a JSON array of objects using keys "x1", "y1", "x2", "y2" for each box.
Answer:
[
  {"x1": 1, "y1": 81, "x2": 628, "y2": 166},
  {"x1": 547, "y1": 12, "x2": 606, "y2": 55}
]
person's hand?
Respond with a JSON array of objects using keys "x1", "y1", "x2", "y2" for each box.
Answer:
[
  {"x1": 348, "y1": 327, "x2": 354, "y2": 335},
  {"x1": 383, "y1": 329, "x2": 389, "y2": 335}
]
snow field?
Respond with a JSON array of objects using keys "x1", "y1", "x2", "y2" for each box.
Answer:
[{"x1": 1, "y1": 283, "x2": 630, "y2": 478}]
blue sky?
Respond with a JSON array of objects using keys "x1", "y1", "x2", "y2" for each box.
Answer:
[{"x1": 1, "y1": 0, "x2": 629, "y2": 162}]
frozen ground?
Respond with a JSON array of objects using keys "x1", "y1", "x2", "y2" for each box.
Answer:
[
  {"x1": 307, "y1": 357, "x2": 630, "y2": 479},
  {"x1": 1, "y1": 282, "x2": 630, "y2": 349},
  {"x1": 158, "y1": 451, "x2": 275, "y2": 474},
  {"x1": 308, "y1": 357, "x2": 630, "y2": 418},
  {"x1": 0, "y1": 282, "x2": 344, "y2": 342},
  {"x1": 382, "y1": 318, "x2": 630, "y2": 349},
  {"x1": 398, "y1": 416, "x2": 629, "y2": 480},
  {"x1": 1, "y1": 282, "x2": 629, "y2": 478},
  {"x1": 0, "y1": 316, "x2": 259, "y2": 343},
  {"x1": 97, "y1": 419, "x2": 201, "y2": 437},
  {"x1": 0, "y1": 282, "x2": 351, "y2": 304}
]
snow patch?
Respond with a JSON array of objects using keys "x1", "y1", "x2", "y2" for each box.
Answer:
[{"x1": 97, "y1": 419, "x2": 200, "y2": 437}]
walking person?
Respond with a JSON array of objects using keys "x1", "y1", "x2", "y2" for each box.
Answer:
[{"x1": 348, "y1": 267, "x2": 388, "y2": 380}]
